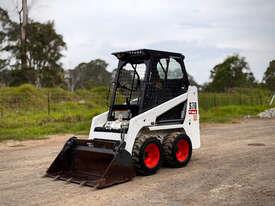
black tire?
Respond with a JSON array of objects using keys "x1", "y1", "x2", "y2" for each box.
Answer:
[
  {"x1": 163, "y1": 132, "x2": 192, "y2": 168},
  {"x1": 132, "y1": 135, "x2": 163, "y2": 175}
]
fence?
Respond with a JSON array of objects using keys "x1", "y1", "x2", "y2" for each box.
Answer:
[
  {"x1": 0, "y1": 90, "x2": 274, "y2": 119},
  {"x1": 0, "y1": 90, "x2": 108, "y2": 120},
  {"x1": 0, "y1": 88, "x2": 274, "y2": 140},
  {"x1": 199, "y1": 92, "x2": 273, "y2": 110}
]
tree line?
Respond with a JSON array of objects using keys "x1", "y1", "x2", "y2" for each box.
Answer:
[
  {"x1": 204, "y1": 55, "x2": 274, "y2": 92},
  {"x1": 0, "y1": 5, "x2": 274, "y2": 92}
]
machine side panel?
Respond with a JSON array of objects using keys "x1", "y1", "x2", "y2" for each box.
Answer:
[
  {"x1": 125, "y1": 86, "x2": 200, "y2": 153},
  {"x1": 89, "y1": 111, "x2": 108, "y2": 139},
  {"x1": 125, "y1": 92, "x2": 188, "y2": 153},
  {"x1": 183, "y1": 86, "x2": 200, "y2": 149}
]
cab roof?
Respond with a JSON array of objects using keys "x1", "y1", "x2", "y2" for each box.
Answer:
[{"x1": 112, "y1": 49, "x2": 185, "y2": 61}]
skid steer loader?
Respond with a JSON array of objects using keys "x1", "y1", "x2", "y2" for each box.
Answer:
[{"x1": 46, "y1": 49, "x2": 200, "y2": 188}]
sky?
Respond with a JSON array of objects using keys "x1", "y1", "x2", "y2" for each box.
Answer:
[{"x1": 2, "y1": 0, "x2": 275, "y2": 84}]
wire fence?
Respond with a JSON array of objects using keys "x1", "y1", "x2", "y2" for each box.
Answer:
[
  {"x1": 199, "y1": 92, "x2": 273, "y2": 110},
  {"x1": 0, "y1": 92, "x2": 106, "y2": 120},
  {"x1": 0, "y1": 90, "x2": 274, "y2": 119}
]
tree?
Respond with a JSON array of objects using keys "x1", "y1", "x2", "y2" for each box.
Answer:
[
  {"x1": 0, "y1": 69, "x2": 12, "y2": 86},
  {"x1": 263, "y1": 60, "x2": 275, "y2": 91},
  {"x1": 17, "y1": 0, "x2": 29, "y2": 72},
  {"x1": 8, "y1": 21, "x2": 66, "y2": 86},
  {"x1": 205, "y1": 54, "x2": 255, "y2": 92},
  {"x1": 26, "y1": 21, "x2": 66, "y2": 87},
  {"x1": 188, "y1": 73, "x2": 200, "y2": 87},
  {"x1": 0, "y1": 7, "x2": 15, "y2": 72},
  {"x1": 0, "y1": 6, "x2": 66, "y2": 87},
  {"x1": 66, "y1": 59, "x2": 111, "y2": 91}
]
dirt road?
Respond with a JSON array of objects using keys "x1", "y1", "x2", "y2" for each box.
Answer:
[{"x1": 0, "y1": 118, "x2": 275, "y2": 206}]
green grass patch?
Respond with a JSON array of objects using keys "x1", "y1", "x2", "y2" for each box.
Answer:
[
  {"x1": 0, "y1": 121, "x2": 91, "y2": 141},
  {"x1": 199, "y1": 88, "x2": 272, "y2": 110},
  {"x1": 200, "y1": 105, "x2": 272, "y2": 123},
  {"x1": 0, "y1": 85, "x2": 108, "y2": 141},
  {"x1": 0, "y1": 105, "x2": 104, "y2": 141}
]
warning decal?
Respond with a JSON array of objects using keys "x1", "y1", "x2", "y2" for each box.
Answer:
[
  {"x1": 189, "y1": 109, "x2": 197, "y2": 114},
  {"x1": 188, "y1": 102, "x2": 197, "y2": 114}
]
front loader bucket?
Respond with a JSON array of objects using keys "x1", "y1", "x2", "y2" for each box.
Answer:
[{"x1": 46, "y1": 137, "x2": 135, "y2": 189}]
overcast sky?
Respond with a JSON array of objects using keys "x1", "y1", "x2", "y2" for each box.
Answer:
[{"x1": 2, "y1": 0, "x2": 275, "y2": 83}]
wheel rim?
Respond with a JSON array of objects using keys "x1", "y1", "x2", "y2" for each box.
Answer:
[
  {"x1": 144, "y1": 143, "x2": 160, "y2": 169},
  {"x1": 176, "y1": 139, "x2": 189, "y2": 162}
]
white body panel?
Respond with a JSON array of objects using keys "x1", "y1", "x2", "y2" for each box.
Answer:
[
  {"x1": 88, "y1": 111, "x2": 109, "y2": 138},
  {"x1": 183, "y1": 86, "x2": 200, "y2": 149},
  {"x1": 89, "y1": 86, "x2": 200, "y2": 154}
]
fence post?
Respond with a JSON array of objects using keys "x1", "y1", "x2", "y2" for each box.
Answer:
[
  {"x1": 250, "y1": 96, "x2": 253, "y2": 106},
  {"x1": 239, "y1": 94, "x2": 242, "y2": 105},
  {"x1": 48, "y1": 91, "x2": 51, "y2": 115},
  {"x1": 259, "y1": 95, "x2": 263, "y2": 105},
  {"x1": 0, "y1": 107, "x2": 3, "y2": 118},
  {"x1": 270, "y1": 94, "x2": 275, "y2": 106}
]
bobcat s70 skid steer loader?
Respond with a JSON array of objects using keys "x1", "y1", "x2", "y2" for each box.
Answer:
[{"x1": 46, "y1": 49, "x2": 201, "y2": 188}]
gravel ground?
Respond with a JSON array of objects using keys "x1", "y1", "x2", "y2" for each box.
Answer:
[{"x1": 0, "y1": 118, "x2": 275, "y2": 206}]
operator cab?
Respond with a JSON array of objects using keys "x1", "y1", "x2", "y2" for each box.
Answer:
[{"x1": 108, "y1": 49, "x2": 190, "y2": 124}]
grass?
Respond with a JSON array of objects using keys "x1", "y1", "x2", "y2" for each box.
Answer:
[
  {"x1": 0, "y1": 85, "x2": 107, "y2": 141},
  {"x1": 0, "y1": 121, "x2": 90, "y2": 141},
  {"x1": 199, "y1": 88, "x2": 272, "y2": 110},
  {"x1": 0, "y1": 84, "x2": 273, "y2": 141},
  {"x1": 200, "y1": 105, "x2": 272, "y2": 123},
  {"x1": 0, "y1": 105, "x2": 106, "y2": 141}
]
